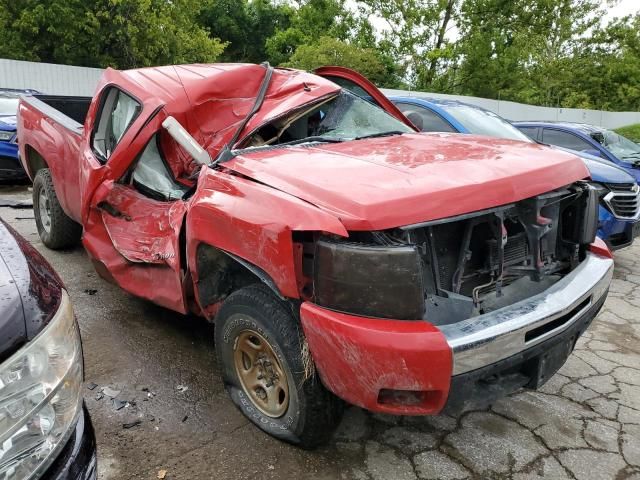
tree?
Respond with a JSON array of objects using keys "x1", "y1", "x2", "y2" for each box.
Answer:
[
  {"x1": 265, "y1": 0, "x2": 357, "y2": 65},
  {"x1": 0, "y1": 0, "x2": 226, "y2": 68},
  {"x1": 199, "y1": 0, "x2": 292, "y2": 63},
  {"x1": 355, "y1": 0, "x2": 461, "y2": 89},
  {"x1": 451, "y1": 0, "x2": 602, "y2": 105},
  {"x1": 285, "y1": 36, "x2": 389, "y2": 85}
]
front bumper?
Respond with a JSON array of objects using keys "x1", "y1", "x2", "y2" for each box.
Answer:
[
  {"x1": 41, "y1": 405, "x2": 97, "y2": 480},
  {"x1": 0, "y1": 141, "x2": 26, "y2": 179},
  {"x1": 301, "y1": 251, "x2": 613, "y2": 415},
  {"x1": 598, "y1": 204, "x2": 640, "y2": 250}
]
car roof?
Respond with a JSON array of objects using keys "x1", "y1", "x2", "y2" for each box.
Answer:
[
  {"x1": 390, "y1": 96, "x2": 479, "y2": 110},
  {"x1": 513, "y1": 121, "x2": 607, "y2": 135}
]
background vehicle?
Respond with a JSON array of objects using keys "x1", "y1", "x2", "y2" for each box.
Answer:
[
  {"x1": 513, "y1": 121, "x2": 640, "y2": 183},
  {"x1": 0, "y1": 88, "x2": 38, "y2": 180},
  {"x1": 0, "y1": 219, "x2": 96, "y2": 479},
  {"x1": 17, "y1": 64, "x2": 612, "y2": 448},
  {"x1": 390, "y1": 96, "x2": 640, "y2": 250}
]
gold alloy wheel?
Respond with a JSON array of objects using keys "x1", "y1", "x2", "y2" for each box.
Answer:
[{"x1": 233, "y1": 329, "x2": 290, "y2": 418}]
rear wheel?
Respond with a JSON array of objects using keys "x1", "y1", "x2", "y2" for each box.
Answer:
[
  {"x1": 33, "y1": 169, "x2": 81, "y2": 249},
  {"x1": 215, "y1": 284, "x2": 343, "y2": 448}
]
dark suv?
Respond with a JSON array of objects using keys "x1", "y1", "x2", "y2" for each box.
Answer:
[{"x1": 0, "y1": 219, "x2": 96, "y2": 479}]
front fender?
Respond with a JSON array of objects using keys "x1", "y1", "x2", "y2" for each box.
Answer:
[{"x1": 186, "y1": 168, "x2": 347, "y2": 303}]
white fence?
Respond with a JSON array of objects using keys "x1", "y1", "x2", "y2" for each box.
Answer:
[
  {"x1": 1, "y1": 58, "x2": 638, "y2": 128},
  {"x1": 382, "y1": 89, "x2": 640, "y2": 129},
  {"x1": 0, "y1": 59, "x2": 103, "y2": 97}
]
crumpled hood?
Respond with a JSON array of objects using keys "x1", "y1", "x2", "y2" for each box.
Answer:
[{"x1": 227, "y1": 132, "x2": 590, "y2": 230}]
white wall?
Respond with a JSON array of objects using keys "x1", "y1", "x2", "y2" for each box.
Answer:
[
  {"x1": 1, "y1": 58, "x2": 638, "y2": 128},
  {"x1": 0, "y1": 59, "x2": 103, "y2": 97}
]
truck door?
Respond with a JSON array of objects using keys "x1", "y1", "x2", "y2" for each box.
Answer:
[
  {"x1": 314, "y1": 66, "x2": 417, "y2": 130},
  {"x1": 80, "y1": 80, "x2": 191, "y2": 314}
]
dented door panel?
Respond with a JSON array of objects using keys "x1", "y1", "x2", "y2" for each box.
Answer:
[{"x1": 84, "y1": 181, "x2": 188, "y2": 313}]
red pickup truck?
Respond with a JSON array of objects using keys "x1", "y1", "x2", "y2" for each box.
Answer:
[{"x1": 18, "y1": 64, "x2": 613, "y2": 448}]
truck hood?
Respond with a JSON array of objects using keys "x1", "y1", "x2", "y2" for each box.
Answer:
[{"x1": 227, "y1": 132, "x2": 590, "y2": 230}]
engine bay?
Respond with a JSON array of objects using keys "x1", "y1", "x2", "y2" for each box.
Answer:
[{"x1": 312, "y1": 182, "x2": 599, "y2": 324}]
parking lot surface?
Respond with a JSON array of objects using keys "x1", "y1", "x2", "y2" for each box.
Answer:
[{"x1": 2, "y1": 184, "x2": 640, "y2": 480}]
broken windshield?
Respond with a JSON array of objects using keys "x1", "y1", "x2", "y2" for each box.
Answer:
[
  {"x1": 238, "y1": 90, "x2": 413, "y2": 150},
  {"x1": 594, "y1": 130, "x2": 640, "y2": 163}
]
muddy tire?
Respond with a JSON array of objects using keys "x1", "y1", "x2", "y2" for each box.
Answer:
[
  {"x1": 33, "y1": 169, "x2": 82, "y2": 249},
  {"x1": 215, "y1": 284, "x2": 343, "y2": 448}
]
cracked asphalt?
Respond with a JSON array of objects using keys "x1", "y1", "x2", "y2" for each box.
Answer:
[{"x1": 2, "y1": 184, "x2": 640, "y2": 480}]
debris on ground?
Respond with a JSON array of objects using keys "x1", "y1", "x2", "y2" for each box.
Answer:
[
  {"x1": 181, "y1": 415, "x2": 188, "y2": 423},
  {"x1": 102, "y1": 386, "x2": 121, "y2": 398},
  {"x1": 0, "y1": 199, "x2": 33, "y2": 208},
  {"x1": 113, "y1": 399, "x2": 127, "y2": 411},
  {"x1": 95, "y1": 393, "x2": 104, "y2": 401},
  {"x1": 123, "y1": 420, "x2": 142, "y2": 429},
  {"x1": 87, "y1": 383, "x2": 98, "y2": 390},
  {"x1": 15, "y1": 216, "x2": 35, "y2": 220},
  {"x1": 157, "y1": 470, "x2": 167, "y2": 479},
  {"x1": 176, "y1": 385, "x2": 188, "y2": 393},
  {"x1": 84, "y1": 289, "x2": 98, "y2": 295}
]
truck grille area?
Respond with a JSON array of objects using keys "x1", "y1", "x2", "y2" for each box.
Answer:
[
  {"x1": 310, "y1": 183, "x2": 598, "y2": 323},
  {"x1": 604, "y1": 183, "x2": 640, "y2": 219}
]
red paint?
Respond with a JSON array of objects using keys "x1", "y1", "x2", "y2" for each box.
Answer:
[
  {"x1": 227, "y1": 133, "x2": 589, "y2": 230},
  {"x1": 17, "y1": 63, "x2": 592, "y2": 413},
  {"x1": 590, "y1": 236, "x2": 613, "y2": 259},
  {"x1": 300, "y1": 302, "x2": 452, "y2": 414}
]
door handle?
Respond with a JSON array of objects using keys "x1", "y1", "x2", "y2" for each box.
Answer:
[{"x1": 97, "y1": 201, "x2": 131, "y2": 221}]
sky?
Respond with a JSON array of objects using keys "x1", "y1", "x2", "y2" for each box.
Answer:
[{"x1": 606, "y1": 0, "x2": 639, "y2": 20}]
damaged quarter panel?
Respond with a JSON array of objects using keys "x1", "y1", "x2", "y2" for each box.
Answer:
[{"x1": 186, "y1": 167, "x2": 348, "y2": 310}]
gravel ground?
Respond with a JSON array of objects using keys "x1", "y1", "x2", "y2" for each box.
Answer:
[{"x1": 2, "y1": 184, "x2": 640, "y2": 480}]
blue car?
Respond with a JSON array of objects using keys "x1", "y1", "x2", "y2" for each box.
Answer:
[
  {"x1": 390, "y1": 96, "x2": 640, "y2": 250},
  {"x1": 0, "y1": 88, "x2": 38, "y2": 180},
  {"x1": 512, "y1": 121, "x2": 640, "y2": 182}
]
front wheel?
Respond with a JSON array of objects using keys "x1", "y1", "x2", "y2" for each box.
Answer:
[
  {"x1": 214, "y1": 284, "x2": 343, "y2": 448},
  {"x1": 33, "y1": 169, "x2": 81, "y2": 249}
]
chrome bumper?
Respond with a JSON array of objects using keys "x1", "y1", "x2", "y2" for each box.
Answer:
[{"x1": 440, "y1": 252, "x2": 613, "y2": 375}]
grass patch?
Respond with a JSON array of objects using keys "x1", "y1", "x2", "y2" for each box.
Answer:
[{"x1": 615, "y1": 123, "x2": 640, "y2": 143}]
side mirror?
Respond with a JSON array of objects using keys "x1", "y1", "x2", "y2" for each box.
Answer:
[
  {"x1": 162, "y1": 116, "x2": 211, "y2": 165},
  {"x1": 582, "y1": 149, "x2": 602, "y2": 158}
]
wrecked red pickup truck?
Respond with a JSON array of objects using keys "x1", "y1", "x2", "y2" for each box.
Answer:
[{"x1": 18, "y1": 63, "x2": 613, "y2": 447}]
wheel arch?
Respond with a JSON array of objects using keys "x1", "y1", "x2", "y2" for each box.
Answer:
[
  {"x1": 23, "y1": 144, "x2": 49, "y2": 179},
  {"x1": 194, "y1": 242, "x2": 284, "y2": 317}
]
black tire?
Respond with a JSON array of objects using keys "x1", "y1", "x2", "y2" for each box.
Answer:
[
  {"x1": 33, "y1": 169, "x2": 82, "y2": 249},
  {"x1": 215, "y1": 284, "x2": 343, "y2": 448}
]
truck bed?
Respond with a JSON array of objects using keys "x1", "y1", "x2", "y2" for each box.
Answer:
[
  {"x1": 18, "y1": 95, "x2": 94, "y2": 222},
  {"x1": 25, "y1": 95, "x2": 92, "y2": 134}
]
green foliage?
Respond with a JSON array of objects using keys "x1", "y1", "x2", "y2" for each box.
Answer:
[
  {"x1": 615, "y1": 124, "x2": 640, "y2": 143},
  {"x1": 199, "y1": 0, "x2": 291, "y2": 63},
  {"x1": 0, "y1": 0, "x2": 226, "y2": 68},
  {"x1": 0, "y1": 0, "x2": 639, "y2": 112},
  {"x1": 285, "y1": 36, "x2": 389, "y2": 85},
  {"x1": 356, "y1": 0, "x2": 460, "y2": 88},
  {"x1": 265, "y1": 0, "x2": 359, "y2": 65}
]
